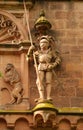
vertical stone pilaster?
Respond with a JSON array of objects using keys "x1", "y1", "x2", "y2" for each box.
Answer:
[{"x1": 20, "y1": 52, "x2": 30, "y2": 109}]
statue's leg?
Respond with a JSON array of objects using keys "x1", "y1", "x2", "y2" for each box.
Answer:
[
  {"x1": 9, "y1": 98, "x2": 16, "y2": 104},
  {"x1": 12, "y1": 88, "x2": 22, "y2": 104},
  {"x1": 36, "y1": 71, "x2": 45, "y2": 100},
  {"x1": 17, "y1": 93, "x2": 22, "y2": 104},
  {"x1": 46, "y1": 71, "x2": 53, "y2": 100},
  {"x1": 9, "y1": 91, "x2": 16, "y2": 104}
]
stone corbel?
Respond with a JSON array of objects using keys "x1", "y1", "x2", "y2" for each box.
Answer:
[
  {"x1": 33, "y1": 102, "x2": 58, "y2": 128},
  {"x1": 34, "y1": 110, "x2": 56, "y2": 124}
]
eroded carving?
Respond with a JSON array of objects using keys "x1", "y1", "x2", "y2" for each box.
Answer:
[
  {"x1": 3, "y1": 63, "x2": 23, "y2": 104},
  {"x1": 27, "y1": 35, "x2": 61, "y2": 102},
  {"x1": 0, "y1": 14, "x2": 21, "y2": 43}
]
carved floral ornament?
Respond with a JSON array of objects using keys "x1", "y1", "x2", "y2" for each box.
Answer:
[
  {"x1": 0, "y1": 14, "x2": 21, "y2": 43},
  {"x1": 0, "y1": 10, "x2": 28, "y2": 44}
]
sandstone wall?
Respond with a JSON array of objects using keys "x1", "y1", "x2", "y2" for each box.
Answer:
[{"x1": 29, "y1": 1, "x2": 83, "y2": 108}]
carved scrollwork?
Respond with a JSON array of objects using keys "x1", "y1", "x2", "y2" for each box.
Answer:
[
  {"x1": 8, "y1": 22, "x2": 20, "y2": 38},
  {"x1": 0, "y1": 15, "x2": 11, "y2": 28},
  {"x1": 0, "y1": 14, "x2": 21, "y2": 43}
]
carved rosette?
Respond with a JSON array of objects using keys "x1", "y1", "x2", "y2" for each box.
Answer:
[{"x1": 0, "y1": 14, "x2": 21, "y2": 43}]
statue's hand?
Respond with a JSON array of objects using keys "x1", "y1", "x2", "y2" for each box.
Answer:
[
  {"x1": 47, "y1": 64, "x2": 54, "y2": 70},
  {"x1": 26, "y1": 45, "x2": 35, "y2": 61},
  {"x1": 47, "y1": 62, "x2": 57, "y2": 70},
  {"x1": 29, "y1": 45, "x2": 35, "y2": 52},
  {"x1": 26, "y1": 55, "x2": 30, "y2": 61}
]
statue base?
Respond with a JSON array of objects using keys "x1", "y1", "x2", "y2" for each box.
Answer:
[{"x1": 33, "y1": 99, "x2": 58, "y2": 112}]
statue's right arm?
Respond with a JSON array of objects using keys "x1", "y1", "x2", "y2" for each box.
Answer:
[{"x1": 26, "y1": 45, "x2": 35, "y2": 61}]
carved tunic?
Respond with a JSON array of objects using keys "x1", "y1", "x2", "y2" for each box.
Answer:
[{"x1": 35, "y1": 48, "x2": 60, "y2": 71}]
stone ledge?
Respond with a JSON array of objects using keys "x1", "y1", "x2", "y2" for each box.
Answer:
[
  {"x1": 0, "y1": 1, "x2": 34, "y2": 10},
  {"x1": 0, "y1": 41, "x2": 31, "y2": 54},
  {"x1": 0, "y1": 107, "x2": 83, "y2": 114}
]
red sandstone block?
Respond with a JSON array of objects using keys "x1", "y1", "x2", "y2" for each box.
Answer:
[
  {"x1": 53, "y1": 96, "x2": 70, "y2": 107},
  {"x1": 55, "y1": 11, "x2": 75, "y2": 20},
  {"x1": 81, "y1": 56, "x2": 83, "y2": 62},
  {"x1": 79, "y1": 21, "x2": 83, "y2": 28},
  {"x1": 76, "y1": 88, "x2": 83, "y2": 97},
  {"x1": 68, "y1": 56, "x2": 81, "y2": 63},
  {"x1": 70, "y1": 71, "x2": 82, "y2": 78},
  {"x1": 66, "y1": 30, "x2": 82, "y2": 38},
  {"x1": 54, "y1": 30, "x2": 66, "y2": 37},
  {"x1": 77, "y1": 38, "x2": 83, "y2": 46},
  {"x1": 59, "y1": 37, "x2": 76, "y2": 45},
  {"x1": 66, "y1": 63, "x2": 83, "y2": 72},
  {"x1": 52, "y1": 20, "x2": 65, "y2": 29},
  {"x1": 59, "y1": 87, "x2": 76, "y2": 97},
  {"x1": 64, "y1": 78, "x2": 79, "y2": 88},
  {"x1": 71, "y1": 97, "x2": 83, "y2": 107},
  {"x1": 51, "y1": 85, "x2": 62, "y2": 97},
  {"x1": 79, "y1": 79, "x2": 83, "y2": 88},
  {"x1": 78, "y1": 12, "x2": 83, "y2": 19},
  {"x1": 50, "y1": 2, "x2": 65, "y2": 10},
  {"x1": 74, "y1": 2, "x2": 83, "y2": 11},
  {"x1": 66, "y1": 20, "x2": 78, "y2": 29},
  {"x1": 60, "y1": 45, "x2": 72, "y2": 55},
  {"x1": 55, "y1": 11, "x2": 68, "y2": 19},
  {"x1": 71, "y1": 46, "x2": 83, "y2": 55}
]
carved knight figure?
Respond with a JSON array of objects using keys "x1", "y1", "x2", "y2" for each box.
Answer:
[
  {"x1": 27, "y1": 35, "x2": 61, "y2": 102},
  {"x1": 4, "y1": 63, "x2": 23, "y2": 104}
]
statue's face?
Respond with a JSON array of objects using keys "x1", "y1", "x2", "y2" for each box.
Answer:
[{"x1": 40, "y1": 39, "x2": 49, "y2": 50}]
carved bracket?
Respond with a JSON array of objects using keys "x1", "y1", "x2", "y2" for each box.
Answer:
[
  {"x1": 34, "y1": 110, "x2": 56, "y2": 127},
  {"x1": 33, "y1": 102, "x2": 58, "y2": 127}
]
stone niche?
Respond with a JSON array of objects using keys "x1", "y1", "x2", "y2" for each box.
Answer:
[{"x1": 0, "y1": 9, "x2": 30, "y2": 110}]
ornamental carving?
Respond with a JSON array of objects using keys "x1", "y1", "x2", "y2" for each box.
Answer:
[
  {"x1": 0, "y1": 14, "x2": 21, "y2": 43},
  {"x1": 0, "y1": 9, "x2": 28, "y2": 44}
]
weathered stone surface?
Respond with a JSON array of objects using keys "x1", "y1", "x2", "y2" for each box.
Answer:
[{"x1": 0, "y1": 1, "x2": 83, "y2": 130}]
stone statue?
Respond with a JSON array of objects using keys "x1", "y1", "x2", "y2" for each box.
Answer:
[
  {"x1": 27, "y1": 35, "x2": 61, "y2": 102},
  {"x1": 4, "y1": 63, "x2": 23, "y2": 104}
]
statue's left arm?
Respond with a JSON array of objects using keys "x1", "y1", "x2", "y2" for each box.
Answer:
[
  {"x1": 52, "y1": 54, "x2": 61, "y2": 68},
  {"x1": 47, "y1": 52, "x2": 61, "y2": 70}
]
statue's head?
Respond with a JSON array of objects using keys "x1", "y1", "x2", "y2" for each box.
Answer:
[
  {"x1": 5, "y1": 63, "x2": 14, "y2": 72},
  {"x1": 39, "y1": 38, "x2": 49, "y2": 50},
  {"x1": 38, "y1": 35, "x2": 55, "y2": 50}
]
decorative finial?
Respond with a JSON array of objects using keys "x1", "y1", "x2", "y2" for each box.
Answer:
[{"x1": 39, "y1": 10, "x2": 45, "y2": 17}]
